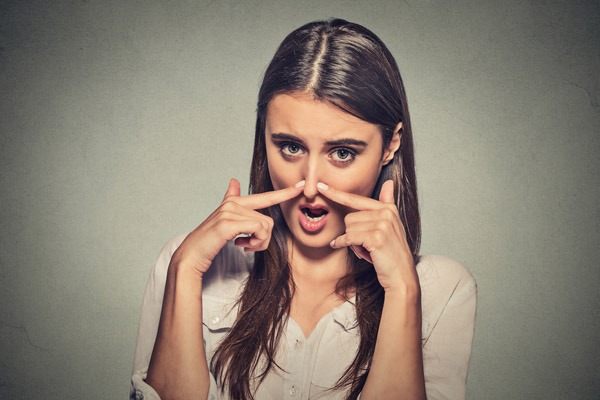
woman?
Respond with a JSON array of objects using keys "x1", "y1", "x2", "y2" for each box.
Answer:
[{"x1": 131, "y1": 19, "x2": 477, "y2": 400}]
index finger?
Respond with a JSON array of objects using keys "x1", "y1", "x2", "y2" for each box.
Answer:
[
  {"x1": 238, "y1": 180, "x2": 305, "y2": 210},
  {"x1": 316, "y1": 182, "x2": 386, "y2": 211}
]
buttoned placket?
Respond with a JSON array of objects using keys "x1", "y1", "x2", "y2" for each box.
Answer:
[{"x1": 284, "y1": 320, "x2": 307, "y2": 400}]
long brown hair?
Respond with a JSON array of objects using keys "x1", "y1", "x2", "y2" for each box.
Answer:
[{"x1": 211, "y1": 18, "x2": 421, "y2": 400}]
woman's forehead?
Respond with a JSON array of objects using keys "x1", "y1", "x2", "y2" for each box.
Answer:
[{"x1": 265, "y1": 92, "x2": 382, "y2": 144}]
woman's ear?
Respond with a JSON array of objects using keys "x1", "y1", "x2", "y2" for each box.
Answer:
[{"x1": 382, "y1": 122, "x2": 402, "y2": 165}]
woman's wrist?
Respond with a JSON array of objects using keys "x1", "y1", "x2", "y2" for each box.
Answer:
[
  {"x1": 167, "y1": 259, "x2": 205, "y2": 298},
  {"x1": 382, "y1": 285, "x2": 421, "y2": 328},
  {"x1": 381, "y1": 272, "x2": 421, "y2": 299},
  {"x1": 384, "y1": 281, "x2": 420, "y2": 299}
]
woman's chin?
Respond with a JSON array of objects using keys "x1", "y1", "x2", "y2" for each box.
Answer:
[
  {"x1": 295, "y1": 235, "x2": 331, "y2": 250},
  {"x1": 286, "y1": 225, "x2": 338, "y2": 252}
]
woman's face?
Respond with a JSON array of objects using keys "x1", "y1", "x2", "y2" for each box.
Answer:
[{"x1": 265, "y1": 92, "x2": 398, "y2": 250}]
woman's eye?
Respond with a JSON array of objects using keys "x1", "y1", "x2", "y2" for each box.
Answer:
[
  {"x1": 331, "y1": 148, "x2": 355, "y2": 163},
  {"x1": 287, "y1": 144, "x2": 300, "y2": 154},
  {"x1": 336, "y1": 149, "x2": 350, "y2": 159},
  {"x1": 281, "y1": 143, "x2": 303, "y2": 157}
]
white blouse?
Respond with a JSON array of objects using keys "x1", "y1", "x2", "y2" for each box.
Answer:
[{"x1": 131, "y1": 233, "x2": 477, "y2": 400}]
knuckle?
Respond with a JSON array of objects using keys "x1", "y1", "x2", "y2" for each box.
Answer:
[
  {"x1": 376, "y1": 219, "x2": 392, "y2": 232},
  {"x1": 382, "y1": 206, "x2": 397, "y2": 219},
  {"x1": 342, "y1": 232, "x2": 353, "y2": 244},
  {"x1": 219, "y1": 210, "x2": 234, "y2": 220},
  {"x1": 373, "y1": 230, "x2": 385, "y2": 245},
  {"x1": 260, "y1": 238, "x2": 271, "y2": 251},
  {"x1": 215, "y1": 220, "x2": 231, "y2": 235},
  {"x1": 257, "y1": 218, "x2": 266, "y2": 231},
  {"x1": 220, "y1": 200, "x2": 237, "y2": 211},
  {"x1": 344, "y1": 213, "x2": 354, "y2": 225},
  {"x1": 266, "y1": 216, "x2": 274, "y2": 228},
  {"x1": 258, "y1": 219, "x2": 267, "y2": 232}
]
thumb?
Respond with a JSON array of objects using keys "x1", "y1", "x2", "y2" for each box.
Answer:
[
  {"x1": 378, "y1": 180, "x2": 395, "y2": 204},
  {"x1": 223, "y1": 178, "x2": 241, "y2": 199}
]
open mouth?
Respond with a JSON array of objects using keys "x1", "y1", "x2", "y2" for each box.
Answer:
[
  {"x1": 298, "y1": 204, "x2": 329, "y2": 233},
  {"x1": 301, "y1": 207, "x2": 328, "y2": 221}
]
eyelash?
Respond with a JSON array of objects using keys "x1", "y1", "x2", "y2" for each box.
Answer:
[{"x1": 278, "y1": 142, "x2": 357, "y2": 165}]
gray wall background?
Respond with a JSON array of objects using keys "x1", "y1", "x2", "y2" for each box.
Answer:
[{"x1": 1, "y1": 0, "x2": 598, "y2": 399}]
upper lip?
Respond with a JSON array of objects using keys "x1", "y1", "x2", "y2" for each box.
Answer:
[{"x1": 299, "y1": 202, "x2": 329, "y2": 212}]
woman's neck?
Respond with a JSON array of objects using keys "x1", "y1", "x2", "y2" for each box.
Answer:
[
  {"x1": 286, "y1": 236, "x2": 354, "y2": 338},
  {"x1": 287, "y1": 236, "x2": 351, "y2": 292}
]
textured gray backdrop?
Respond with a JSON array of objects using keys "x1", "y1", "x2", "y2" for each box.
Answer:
[{"x1": 1, "y1": 0, "x2": 598, "y2": 399}]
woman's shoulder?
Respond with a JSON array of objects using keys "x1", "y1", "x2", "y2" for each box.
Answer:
[
  {"x1": 415, "y1": 255, "x2": 477, "y2": 336},
  {"x1": 416, "y1": 254, "x2": 476, "y2": 288}
]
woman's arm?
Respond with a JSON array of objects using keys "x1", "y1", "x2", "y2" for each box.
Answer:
[
  {"x1": 320, "y1": 180, "x2": 426, "y2": 399},
  {"x1": 363, "y1": 258, "x2": 477, "y2": 400},
  {"x1": 145, "y1": 260, "x2": 210, "y2": 399},
  {"x1": 361, "y1": 285, "x2": 425, "y2": 400},
  {"x1": 143, "y1": 179, "x2": 303, "y2": 399},
  {"x1": 131, "y1": 234, "x2": 186, "y2": 400}
]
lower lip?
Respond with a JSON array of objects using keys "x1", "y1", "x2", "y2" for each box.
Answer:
[{"x1": 298, "y1": 209, "x2": 328, "y2": 232}]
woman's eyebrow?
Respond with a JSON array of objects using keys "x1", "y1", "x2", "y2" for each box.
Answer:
[
  {"x1": 325, "y1": 138, "x2": 368, "y2": 147},
  {"x1": 270, "y1": 133, "x2": 367, "y2": 147},
  {"x1": 270, "y1": 133, "x2": 304, "y2": 143}
]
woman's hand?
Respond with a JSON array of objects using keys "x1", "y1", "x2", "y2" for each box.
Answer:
[
  {"x1": 172, "y1": 178, "x2": 304, "y2": 277},
  {"x1": 317, "y1": 180, "x2": 418, "y2": 293},
  {"x1": 318, "y1": 179, "x2": 425, "y2": 399},
  {"x1": 146, "y1": 178, "x2": 304, "y2": 400}
]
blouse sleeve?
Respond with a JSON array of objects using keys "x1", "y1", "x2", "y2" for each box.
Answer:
[
  {"x1": 130, "y1": 233, "x2": 185, "y2": 399},
  {"x1": 418, "y1": 255, "x2": 478, "y2": 400},
  {"x1": 130, "y1": 233, "x2": 246, "y2": 400}
]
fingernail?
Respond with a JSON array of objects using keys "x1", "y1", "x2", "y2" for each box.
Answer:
[
  {"x1": 295, "y1": 180, "x2": 305, "y2": 188},
  {"x1": 317, "y1": 182, "x2": 329, "y2": 191},
  {"x1": 329, "y1": 239, "x2": 336, "y2": 248}
]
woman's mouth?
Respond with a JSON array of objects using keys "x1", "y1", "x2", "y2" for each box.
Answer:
[{"x1": 298, "y1": 204, "x2": 329, "y2": 232}]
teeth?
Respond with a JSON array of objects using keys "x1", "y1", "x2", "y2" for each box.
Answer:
[{"x1": 303, "y1": 210, "x2": 326, "y2": 222}]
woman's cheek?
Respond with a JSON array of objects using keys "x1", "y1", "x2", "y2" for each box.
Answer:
[
  {"x1": 334, "y1": 176, "x2": 377, "y2": 197},
  {"x1": 267, "y1": 161, "x2": 285, "y2": 190},
  {"x1": 269, "y1": 173, "x2": 283, "y2": 190}
]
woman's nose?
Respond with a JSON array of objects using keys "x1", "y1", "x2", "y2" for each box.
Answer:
[{"x1": 302, "y1": 158, "x2": 320, "y2": 199}]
